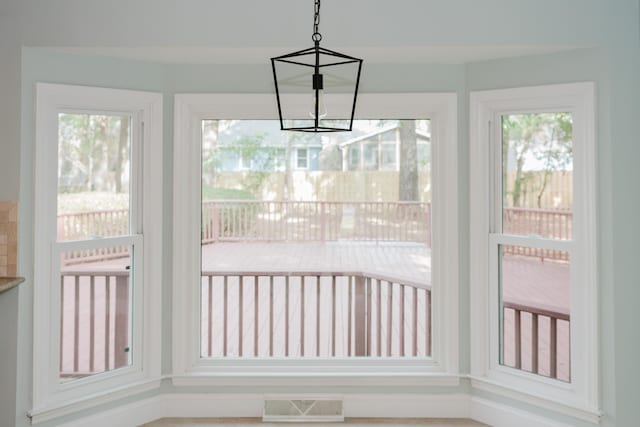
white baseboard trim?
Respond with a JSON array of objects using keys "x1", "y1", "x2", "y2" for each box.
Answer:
[
  {"x1": 470, "y1": 397, "x2": 572, "y2": 427},
  {"x1": 58, "y1": 396, "x2": 161, "y2": 427},
  {"x1": 57, "y1": 392, "x2": 582, "y2": 427}
]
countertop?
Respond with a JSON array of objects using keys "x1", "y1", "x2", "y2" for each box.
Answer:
[{"x1": 0, "y1": 277, "x2": 25, "y2": 294}]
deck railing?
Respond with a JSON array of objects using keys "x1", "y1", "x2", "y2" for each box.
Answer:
[
  {"x1": 200, "y1": 270, "x2": 432, "y2": 358},
  {"x1": 57, "y1": 209, "x2": 129, "y2": 265},
  {"x1": 56, "y1": 202, "x2": 572, "y2": 258},
  {"x1": 58, "y1": 269, "x2": 569, "y2": 380},
  {"x1": 503, "y1": 301, "x2": 570, "y2": 381},
  {"x1": 503, "y1": 207, "x2": 572, "y2": 261},
  {"x1": 202, "y1": 200, "x2": 431, "y2": 245},
  {"x1": 59, "y1": 270, "x2": 130, "y2": 379}
]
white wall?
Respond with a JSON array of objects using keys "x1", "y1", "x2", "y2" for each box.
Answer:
[{"x1": 1, "y1": 1, "x2": 639, "y2": 426}]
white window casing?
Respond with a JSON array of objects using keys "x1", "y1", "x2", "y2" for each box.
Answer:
[
  {"x1": 469, "y1": 83, "x2": 600, "y2": 423},
  {"x1": 172, "y1": 93, "x2": 459, "y2": 386},
  {"x1": 31, "y1": 84, "x2": 163, "y2": 423}
]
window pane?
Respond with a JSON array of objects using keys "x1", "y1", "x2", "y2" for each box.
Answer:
[
  {"x1": 201, "y1": 120, "x2": 431, "y2": 359},
  {"x1": 499, "y1": 245, "x2": 570, "y2": 382},
  {"x1": 57, "y1": 113, "x2": 131, "y2": 241},
  {"x1": 501, "y1": 113, "x2": 572, "y2": 239},
  {"x1": 59, "y1": 245, "x2": 133, "y2": 382}
]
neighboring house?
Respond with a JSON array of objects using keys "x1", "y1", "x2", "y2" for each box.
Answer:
[
  {"x1": 210, "y1": 120, "x2": 322, "y2": 172},
  {"x1": 338, "y1": 123, "x2": 431, "y2": 171}
]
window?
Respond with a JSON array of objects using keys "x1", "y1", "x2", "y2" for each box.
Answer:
[
  {"x1": 32, "y1": 84, "x2": 162, "y2": 417},
  {"x1": 348, "y1": 146, "x2": 360, "y2": 170},
  {"x1": 470, "y1": 83, "x2": 598, "y2": 419},
  {"x1": 173, "y1": 94, "x2": 458, "y2": 385},
  {"x1": 296, "y1": 148, "x2": 309, "y2": 169}
]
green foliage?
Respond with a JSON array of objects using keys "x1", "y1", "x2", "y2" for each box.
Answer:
[
  {"x1": 502, "y1": 113, "x2": 573, "y2": 208},
  {"x1": 58, "y1": 113, "x2": 130, "y2": 194}
]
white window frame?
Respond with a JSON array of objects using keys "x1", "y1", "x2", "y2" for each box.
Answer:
[
  {"x1": 295, "y1": 147, "x2": 309, "y2": 169},
  {"x1": 31, "y1": 84, "x2": 163, "y2": 423},
  {"x1": 172, "y1": 93, "x2": 458, "y2": 386},
  {"x1": 469, "y1": 83, "x2": 600, "y2": 422}
]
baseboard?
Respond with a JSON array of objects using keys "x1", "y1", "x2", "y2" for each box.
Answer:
[
  {"x1": 57, "y1": 392, "x2": 578, "y2": 427},
  {"x1": 470, "y1": 397, "x2": 572, "y2": 427},
  {"x1": 57, "y1": 396, "x2": 161, "y2": 427}
]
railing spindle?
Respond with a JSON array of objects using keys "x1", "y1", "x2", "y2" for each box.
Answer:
[
  {"x1": 331, "y1": 276, "x2": 336, "y2": 357},
  {"x1": 366, "y1": 277, "x2": 372, "y2": 356},
  {"x1": 316, "y1": 276, "x2": 321, "y2": 356},
  {"x1": 254, "y1": 276, "x2": 259, "y2": 357},
  {"x1": 60, "y1": 276, "x2": 64, "y2": 372},
  {"x1": 531, "y1": 313, "x2": 538, "y2": 374},
  {"x1": 208, "y1": 276, "x2": 213, "y2": 356},
  {"x1": 347, "y1": 276, "x2": 352, "y2": 356},
  {"x1": 104, "y1": 276, "x2": 111, "y2": 371},
  {"x1": 269, "y1": 276, "x2": 274, "y2": 357},
  {"x1": 426, "y1": 289, "x2": 431, "y2": 356},
  {"x1": 387, "y1": 282, "x2": 393, "y2": 356},
  {"x1": 377, "y1": 280, "x2": 382, "y2": 356},
  {"x1": 90, "y1": 276, "x2": 95, "y2": 372},
  {"x1": 239, "y1": 277, "x2": 243, "y2": 357},
  {"x1": 223, "y1": 276, "x2": 228, "y2": 357},
  {"x1": 399, "y1": 284, "x2": 405, "y2": 356},
  {"x1": 550, "y1": 317, "x2": 558, "y2": 378},
  {"x1": 412, "y1": 287, "x2": 418, "y2": 357},
  {"x1": 354, "y1": 276, "x2": 366, "y2": 356},
  {"x1": 301, "y1": 276, "x2": 305, "y2": 357},
  {"x1": 74, "y1": 275, "x2": 80, "y2": 373},
  {"x1": 285, "y1": 276, "x2": 290, "y2": 357},
  {"x1": 514, "y1": 309, "x2": 521, "y2": 369},
  {"x1": 114, "y1": 274, "x2": 129, "y2": 368}
]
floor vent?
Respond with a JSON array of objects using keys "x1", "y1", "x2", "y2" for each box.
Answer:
[{"x1": 263, "y1": 398, "x2": 344, "y2": 422}]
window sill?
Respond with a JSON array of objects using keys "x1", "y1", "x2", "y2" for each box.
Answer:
[{"x1": 172, "y1": 371, "x2": 461, "y2": 388}]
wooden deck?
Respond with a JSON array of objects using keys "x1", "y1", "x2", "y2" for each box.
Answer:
[{"x1": 201, "y1": 241, "x2": 431, "y2": 285}]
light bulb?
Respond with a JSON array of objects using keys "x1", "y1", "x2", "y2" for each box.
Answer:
[
  {"x1": 309, "y1": 72, "x2": 327, "y2": 120},
  {"x1": 310, "y1": 89, "x2": 327, "y2": 120}
]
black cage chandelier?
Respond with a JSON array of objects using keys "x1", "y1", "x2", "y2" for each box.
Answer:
[{"x1": 271, "y1": 0, "x2": 363, "y2": 132}]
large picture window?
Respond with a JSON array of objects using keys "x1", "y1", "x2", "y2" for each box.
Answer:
[
  {"x1": 32, "y1": 84, "x2": 162, "y2": 419},
  {"x1": 173, "y1": 93, "x2": 458, "y2": 385},
  {"x1": 470, "y1": 83, "x2": 599, "y2": 420}
]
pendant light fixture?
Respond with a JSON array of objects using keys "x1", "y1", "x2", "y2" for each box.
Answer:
[{"x1": 271, "y1": 0, "x2": 363, "y2": 132}]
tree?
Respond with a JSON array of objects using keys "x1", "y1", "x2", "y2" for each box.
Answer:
[
  {"x1": 502, "y1": 113, "x2": 572, "y2": 208},
  {"x1": 398, "y1": 120, "x2": 419, "y2": 201}
]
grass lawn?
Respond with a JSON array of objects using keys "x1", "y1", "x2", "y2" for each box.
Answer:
[{"x1": 58, "y1": 188, "x2": 254, "y2": 214}]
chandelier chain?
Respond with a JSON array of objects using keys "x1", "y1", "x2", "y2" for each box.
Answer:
[{"x1": 312, "y1": 0, "x2": 322, "y2": 42}]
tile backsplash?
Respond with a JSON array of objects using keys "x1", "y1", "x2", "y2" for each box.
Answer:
[{"x1": 0, "y1": 202, "x2": 18, "y2": 276}]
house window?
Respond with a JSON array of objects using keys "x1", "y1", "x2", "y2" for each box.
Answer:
[
  {"x1": 296, "y1": 148, "x2": 309, "y2": 169},
  {"x1": 32, "y1": 84, "x2": 162, "y2": 417},
  {"x1": 348, "y1": 146, "x2": 360, "y2": 170},
  {"x1": 470, "y1": 83, "x2": 598, "y2": 415},
  {"x1": 380, "y1": 143, "x2": 397, "y2": 170},
  {"x1": 363, "y1": 142, "x2": 379, "y2": 170},
  {"x1": 173, "y1": 94, "x2": 458, "y2": 384}
]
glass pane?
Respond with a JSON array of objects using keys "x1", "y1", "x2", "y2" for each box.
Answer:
[
  {"x1": 57, "y1": 113, "x2": 131, "y2": 241},
  {"x1": 200, "y1": 120, "x2": 432, "y2": 358},
  {"x1": 59, "y1": 245, "x2": 133, "y2": 382},
  {"x1": 501, "y1": 113, "x2": 572, "y2": 239},
  {"x1": 500, "y1": 245, "x2": 570, "y2": 382}
]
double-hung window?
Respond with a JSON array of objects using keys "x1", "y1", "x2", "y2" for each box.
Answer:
[
  {"x1": 470, "y1": 83, "x2": 599, "y2": 420},
  {"x1": 32, "y1": 84, "x2": 162, "y2": 420}
]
